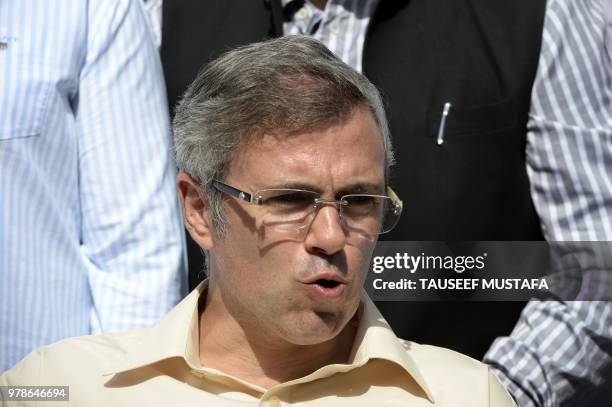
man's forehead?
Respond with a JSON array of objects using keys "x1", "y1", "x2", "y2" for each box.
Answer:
[{"x1": 226, "y1": 108, "x2": 385, "y2": 190}]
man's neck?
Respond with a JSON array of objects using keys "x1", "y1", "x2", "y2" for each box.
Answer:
[
  {"x1": 198, "y1": 290, "x2": 356, "y2": 389},
  {"x1": 310, "y1": 0, "x2": 327, "y2": 11}
]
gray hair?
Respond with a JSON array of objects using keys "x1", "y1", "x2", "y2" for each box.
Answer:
[{"x1": 173, "y1": 35, "x2": 393, "y2": 235}]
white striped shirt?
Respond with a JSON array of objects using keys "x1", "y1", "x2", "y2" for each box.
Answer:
[
  {"x1": 484, "y1": 0, "x2": 612, "y2": 405},
  {"x1": 606, "y1": 0, "x2": 612, "y2": 62},
  {"x1": 281, "y1": 0, "x2": 377, "y2": 73},
  {"x1": 0, "y1": 0, "x2": 187, "y2": 372},
  {"x1": 142, "y1": 0, "x2": 163, "y2": 48}
]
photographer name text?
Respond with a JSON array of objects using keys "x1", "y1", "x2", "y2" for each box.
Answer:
[{"x1": 372, "y1": 278, "x2": 549, "y2": 291}]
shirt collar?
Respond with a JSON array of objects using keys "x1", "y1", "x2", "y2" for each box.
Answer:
[
  {"x1": 102, "y1": 281, "x2": 204, "y2": 374},
  {"x1": 103, "y1": 280, "x2": 435, "y2": 403},
  {"x1": 350, "y1": 293, "x2": 435, "y2": 402}
]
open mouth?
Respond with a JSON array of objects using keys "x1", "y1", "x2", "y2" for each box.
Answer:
[
  {"x1": 314, "y1": 279, "x2": 341, "y2": 289},
  {"x1": 302, "y1": 274, "x2": 347, "y2": 299},
  {"x1": 305, "y1": 278, "x2": 346, "y2": 299}
]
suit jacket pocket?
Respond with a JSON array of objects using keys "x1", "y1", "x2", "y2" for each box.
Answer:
[{"x1": 427, "y1": 98, "x2": 516, "y2": 139}]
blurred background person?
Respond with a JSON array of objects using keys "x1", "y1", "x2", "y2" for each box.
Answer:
[
  {"x1": 485, "y1": 1, "x2": 612, "y2": 405},
  {"x1": 0, "y1": 0, "x2": 186, "y2": 372}
]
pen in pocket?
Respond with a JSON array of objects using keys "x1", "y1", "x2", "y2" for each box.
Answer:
[{"x1": 437, "y1": 102, "x2": 452, "y2": 145}]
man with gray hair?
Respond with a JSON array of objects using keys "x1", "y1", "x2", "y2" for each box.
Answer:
[{"x1": 0, "y1": 36, "x2": 514, "y2": 406}]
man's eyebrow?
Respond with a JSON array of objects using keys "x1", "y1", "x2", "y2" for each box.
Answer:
[
  {"x1": 257, "y1": 182, "x2": 385, "y2": 195},
  {"x1": 260, "y1": 182, "x2": 323, "y2": 193},
  {"x1": 338, "y1": 182, "x2": 385, "y2": 195}
]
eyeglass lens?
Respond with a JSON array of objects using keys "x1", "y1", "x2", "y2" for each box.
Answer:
[{"x1": 256, "y1": 189, "x2": 401, "y2": 242}]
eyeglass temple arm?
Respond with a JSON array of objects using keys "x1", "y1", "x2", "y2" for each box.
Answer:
[
  {"x1": 386, "y1": 186, "x2": 403, "y2": 209},
  {"x1": 212, "y1": 180, "x2": 254, "y2": 203}
]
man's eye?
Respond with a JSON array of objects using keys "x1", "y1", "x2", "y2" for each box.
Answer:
[
  {"x1": 347, "y1": 195, "x2": 376, "y2": 206},
  {"x1": 345, "y1": 195, "x2": 381, "y2": 217},
  {"x1": 268, "y1": 192, "x2": 313, "y2": 206}
]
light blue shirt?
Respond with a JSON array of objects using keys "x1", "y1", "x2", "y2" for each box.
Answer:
[{"x1": 0, "y1": 0, "x2": 187, "y2": 371}]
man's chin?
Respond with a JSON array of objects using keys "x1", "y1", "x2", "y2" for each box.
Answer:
[{"x1": 283, "y1": 310, "x2": 349, "y2": 346}]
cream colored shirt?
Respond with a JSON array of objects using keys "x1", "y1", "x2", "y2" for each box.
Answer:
[{"x1": 1, "y1": 282, "x2": 515, "y2": 406}]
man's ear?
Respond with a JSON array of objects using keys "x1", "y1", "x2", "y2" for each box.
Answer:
[{"x1": 177, "y1": 172, "x2": 214, "y2": 251}]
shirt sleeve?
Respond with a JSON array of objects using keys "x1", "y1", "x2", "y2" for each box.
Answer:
[
  {"x1": 76, "y1": 0, "x2": 186, "y2": 333},
  {"x1": 604, "y1": 0, "x2": 612, "y2": 62},
  {"x1": 484, "y1": 0, "x2": 612, "y2": 405}
]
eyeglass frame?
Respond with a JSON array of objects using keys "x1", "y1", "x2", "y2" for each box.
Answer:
[{"x1": 210, "y1": 179, "x2": 403, "y2": 235}]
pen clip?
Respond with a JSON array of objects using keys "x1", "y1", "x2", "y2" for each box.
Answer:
[{"x1": 437, "y1": 102, "x2": 452, "y2": 145}]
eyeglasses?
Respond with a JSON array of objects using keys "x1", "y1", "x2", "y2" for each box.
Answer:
[{"x1": 212, "y1": 180, "x2": 403, "y2": 241}]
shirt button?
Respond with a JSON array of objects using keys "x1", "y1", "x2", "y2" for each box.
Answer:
[
  {"x1": 268, "y1": 396, "x2": 282, "y2": 407},
  {"x1": 296, "y1": 8, "x2": 309, "y2": 20},
  {"x1": 329, "y1": 19, "x2": 340, "y2": 34}
]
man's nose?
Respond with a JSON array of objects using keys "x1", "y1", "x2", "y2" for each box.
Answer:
[{"x1": 303, "y1": 204, "x2": 347, "y2": 255}]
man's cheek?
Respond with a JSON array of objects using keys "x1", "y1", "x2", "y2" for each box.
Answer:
[
  {"x1": 351, "y1": 242, "x2": 377, "y2": 276},
  {"x1": 347, "y1": 252, "x2": 371, "y2": 282}
]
